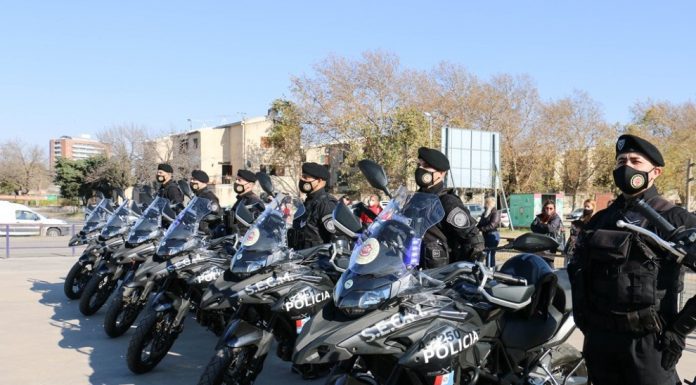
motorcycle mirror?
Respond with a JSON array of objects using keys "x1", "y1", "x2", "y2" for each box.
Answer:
[
  {"x1": 358, "y1": 159, "x2": 391, "y2": 198},
  {"x1": 114, "y1": 188, "x2": 126, "y2": 201},
  {"x1": 178, "y1": 179, "x2": 193, "y2": 199},
  {"x1": 509, "y1": 233, "x2": 559, "y2": 253},
  {"x1": 332, "y1": 202, "x2": 363, "y2": 239},
  {"x1": 256, "y1": 172, "x2": 274, "y2": 196},
  {"x1": 130, "y1": 200, "x2": 143, "y2": 216},
  {"x1": 235, "y1": 202, "x2": 255, "y2": 228}
]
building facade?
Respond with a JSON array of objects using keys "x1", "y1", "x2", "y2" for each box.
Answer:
[{"x1": 49, "y1": 135, "x2": 110, "y2": 166}]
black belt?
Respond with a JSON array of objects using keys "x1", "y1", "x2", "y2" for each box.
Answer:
[{"x1": 586, "y1": 306, "x2": 663, "y2": 334}]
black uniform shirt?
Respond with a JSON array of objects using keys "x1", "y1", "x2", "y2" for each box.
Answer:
[
  {"x1": 157, "y1": 180, "x2": 184, "y2": 205},
  {"x1": 297, "y1": 188, "x2": 337, "y2": 249}
]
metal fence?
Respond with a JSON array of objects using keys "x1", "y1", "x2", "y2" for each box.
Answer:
[{"x1": 1, "y1": 223, "x2": 82, "y2": 259}]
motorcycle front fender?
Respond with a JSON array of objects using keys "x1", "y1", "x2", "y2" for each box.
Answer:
[
  {"x1": 216, "y1": 318, "x2": 273, "y2": 356},
  {"x1": 151, "y1": 291, "x2": 176, "y2": 312}
]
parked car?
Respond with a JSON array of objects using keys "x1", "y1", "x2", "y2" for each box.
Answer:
[
  {"x1": 499, "y1": 208, "x2": 510, "y2": 228},
  {"x1": 0, "y1": 201, "x2": 70, "y2": 236},
  {"x1": 567, "y1": 208, "x2": 584, "y2": 221},
  {"x1": 463, "y1": 203, "x2": 484, "y2": 221}
]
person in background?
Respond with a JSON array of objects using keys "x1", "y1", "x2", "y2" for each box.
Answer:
[
  {"x1": 359, "y1": 194, "x2": 382, "y2": 226},
  {"x1": 531, "y1": 200, "x2": 564, "y2": 251},
  {"x1": 477, "y1": 196, "x2": 501, "y2": 267},
  {"x1": 340, "y1": 195, "x2": 352, "y2": 206},
  {"x1": 564, "y1": 199, "x2": 595, "y2": 258}
]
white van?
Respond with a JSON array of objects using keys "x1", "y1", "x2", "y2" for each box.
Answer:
[{"x1": 0, "y1": 201, "x2": 70, "y2": 236}]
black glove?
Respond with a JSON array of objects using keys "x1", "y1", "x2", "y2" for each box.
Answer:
[
  {"x1": 661, "y1": 329, "x2": 686, "y2": 370},
  {"x1": 671, "y1": 228, "x2": 696, "y2": 269}
]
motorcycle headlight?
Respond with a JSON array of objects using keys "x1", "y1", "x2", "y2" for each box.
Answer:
[
  {"x1": 158, "y1": 238, "x2": 198, "y2": 257},
  {"x1": 130, "y1": 229, "x2": 160, "y2": 245},
  {"x1": 230, "y1": 255, "x2": 267, "y2": 274},
  {"x1": 335, "y1": 285, "x2": 391, "y2": 318}
]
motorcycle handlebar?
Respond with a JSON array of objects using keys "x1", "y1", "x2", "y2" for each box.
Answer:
[
  {"x1": 492, "y1": 271, "x2": 528, "y2": 286},
  {"x1": 634, "y1": 199, "x2": 677, "y2": 237}
]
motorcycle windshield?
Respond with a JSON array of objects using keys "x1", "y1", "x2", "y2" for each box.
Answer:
[
  {"x1": 82, "y1": 199, "x2": 113, "y2": 233},
  {"x1": 334, "y1": 187, "x2": 444, "y2": 311},
  {"x1": 100, "y1": 199, "x2": 134, "y2": 239},
  {"x1": 156, "y1": 197, "x2": 214, "y2": 256},
  {"x1": 126, "y1": 196, "x2": 170, "y2": 244},
  {"x1": 231, "y1": 193, "x2": 304, "y2": 274}
]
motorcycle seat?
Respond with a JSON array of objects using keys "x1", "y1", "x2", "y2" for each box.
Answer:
[{"x1": 552, "y1": 269, "x2": 573, "y2": 313}]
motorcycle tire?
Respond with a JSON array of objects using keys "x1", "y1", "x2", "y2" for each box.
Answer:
[
  {"x1": 197, "y1": 346, "x2": 264, "y2": 385},
  {"x1": 126, "y1": 309, "x2": 178, "y2": 374},
  {"x1": 548, "y1": 343, "x2": 589, "y2": 385},
  {"x1": 104, "y1": 286, "x2": 143, "y2": 338},
  {"x1": 64, "y1": 261, "x2": 93, "y2": 300},
  {"x1": 78, "y1": 272, "x2": 116, "y2": 316}
]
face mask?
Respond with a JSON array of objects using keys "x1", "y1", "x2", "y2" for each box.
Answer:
[
  {"x1": 156, "y1": 175, "x2": 165, "y2": 183},
  {"x1": 190, "y1": 182, "x2": 199, "y2": 191},
  {"x1": 613, "y1": 165, "x2": 651, "y2": 195},
  {"x1": 583, "y1": 209, "x2": 593, "y2": 216},
  {"x1": 415, "y1": 168, "x2": 434, "y2": 188},
  {"x1": 234, "y1": 182, "x2": 245, "y2": 194},
  {"x1": 299, "y1": 179, "x2": 314, "y2": 194}
]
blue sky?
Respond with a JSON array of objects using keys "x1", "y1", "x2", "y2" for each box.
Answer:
[{"x1": 1, "y1": 1, "x2": 695, "y2": 149}]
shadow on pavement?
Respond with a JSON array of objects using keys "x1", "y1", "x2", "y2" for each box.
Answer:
[{"x1": 30, "y1": 278, "x2": 219, "y2": 385}]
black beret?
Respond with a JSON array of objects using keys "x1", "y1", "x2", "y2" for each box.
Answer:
[
  {"x1": 191, "y1": 169, "x2": 209, "y2": 183},
  {"x1": 236, "y1": 169, "x2": 257, "y2": 182},
  {"x1": 615, "y1": 134, "x2": 665, "y2": 167},
  {"x1": 417, "y1": 147, "x2": 450, "y2": 171},
  {"x1": 157, "y1": 163, "x2": 173, "y2": 173},
  {"x1": 301, "y1": 162, "x2": 330, "y2": 180}
]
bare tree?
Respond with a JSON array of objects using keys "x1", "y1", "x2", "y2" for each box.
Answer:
[
  {"x1": 0, "y1": 140, "x2": 49, "y2": 194},
  {"x1": 627, "y1": 100, "x2": 696, "y2": 205},
  {"x1": 539, "y1": 90, "x2": 614, "y2": 207},
  {"x1": 95, "y1": 123, "x2": 154, "y2": 186}
]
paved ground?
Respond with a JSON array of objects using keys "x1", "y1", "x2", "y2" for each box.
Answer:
[{"x1": 1, "y1": 239, "x2": 695, "y2": 384}]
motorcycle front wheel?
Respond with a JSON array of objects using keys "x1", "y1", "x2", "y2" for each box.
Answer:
[
  {"x1": 104, "y1": 285, "x2": 144, "y2": 337},
  {"x1": 197, "y1": 346, "x2": 265, "y2": 385},
  {"x1": 64, "y1": 261, "x2": 93, "y2": 300},
  {"x1": 126, "y1": 309, "x2": 178, "y2": 374},
  {"x1": 79, "y1": 272, "x2": 117, "y2": 315}
]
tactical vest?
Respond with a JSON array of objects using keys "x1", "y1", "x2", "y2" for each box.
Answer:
[
  {"x1": 580, "y1": 196, "x2": 680, "y2": 334},
  {"x1": 421, "y1": 189, "x2": 480, "y2": 268}
]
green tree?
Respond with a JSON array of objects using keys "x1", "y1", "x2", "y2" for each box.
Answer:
[
  {"x1": 267, "y1": 99, "x2": 304, "y2": 192},
  {"x1": 54, "y1": 157, "x2": 107, "y2": 205}
]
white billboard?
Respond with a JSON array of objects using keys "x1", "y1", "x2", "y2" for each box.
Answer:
[{"x1": 441, "y1": 127, "x2": 501, "y2": 189}]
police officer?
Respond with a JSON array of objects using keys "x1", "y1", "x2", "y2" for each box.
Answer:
[
  {"x1": 190, "y1": 170, "x2": 222, "y2": 236},
  {"x1": 156, "y1": 163, "x2": 184, "y2": 205},
  {"x1": 230, "y1": 169, "x2": 264, "y2": 217},
  {"x1": 293, "y1": 163, "x2": 338, "y2": 250},
  {"x1": 190, "y1": 169, "x2": 219, "y2": 205},
  {"x1": 568, "y1": 134, "x2": 696, "y2": 385},
  {"x1": 416, "y1": 147, "x2": 484, "y2": 267}
]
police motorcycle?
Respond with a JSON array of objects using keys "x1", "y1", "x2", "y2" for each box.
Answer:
[
  {"x1": 64, "y1": 195, "x2": 116, "y2": 299},
  {"x1": 293, "y1": 160, "x2": 587, "y2": 385},
  {"x1": 78, "y1": 191, "x2": 145, "y2": 316},
  {"x1": 126, "y1": 193, "x2": 238, "y2": 374},
  {"x1": 102, "y1": 195, "x2": 178, "y2": 337},
  {"x1": 195, "y1": 191, "x2": 351, "y2": 385},
  {"x1": 103, "y1": 180, "x2": 195, "y2": 337}
]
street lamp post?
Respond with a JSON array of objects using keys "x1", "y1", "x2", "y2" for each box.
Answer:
[{"x1": 424, "y1": 112, "x2": 433, "y2": 147}]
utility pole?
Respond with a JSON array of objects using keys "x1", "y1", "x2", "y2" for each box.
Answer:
[{"x1": 687, "y1": 158, "x2": 695, "y2": 211}]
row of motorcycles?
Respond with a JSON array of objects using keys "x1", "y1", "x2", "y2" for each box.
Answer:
[{"x1": 63, "y1": 161, "x2": 593, "y2": 385}]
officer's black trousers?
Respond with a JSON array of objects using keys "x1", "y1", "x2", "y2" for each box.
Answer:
[{"x1": 584, "y1": 329, "x2": 680, "y2": 385}]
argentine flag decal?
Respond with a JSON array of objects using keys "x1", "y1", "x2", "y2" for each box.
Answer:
[
  {"x1": 434, "y1": 371, "x2": 454, "y2": 385},
  {"x1": 296, "y1": 316, "x2": 311, "y2": 334}
]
